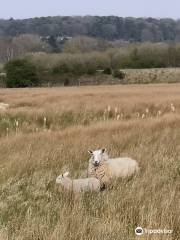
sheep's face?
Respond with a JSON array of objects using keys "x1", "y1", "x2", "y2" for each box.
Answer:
[
  {"x1": 88, "y1": 148, "x2": 107, "y2": 166},
  {"x1": 56, "y1": 172, "x2": 69, "y2": 184}
]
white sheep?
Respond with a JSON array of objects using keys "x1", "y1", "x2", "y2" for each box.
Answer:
[
  {"x1": 88, "y1": 149, "x2": 139, "y2": 186},
  {"x1": 56, "y1": 172, "x2": 101, "y2": 193}
]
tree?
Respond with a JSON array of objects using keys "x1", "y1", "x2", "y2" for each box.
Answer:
[
  {"x1": 141, "y1": 29, "x2": 154, "y2": 42},
  {"x1": 12, "y1": 34, "x2": 44, "y2": 55},
  {"x1": 1, "y1": 16, "x2": 180, "y2": 43},
  {"x1": 0, "y1": 35, "x2": 46, "y2": 63},
  {"x1": 64, "y1": 36, "x2": 98, "y2": 53},
  {"x1": 4, "y1": 58, "x2": 40, "y2": 88},
  {"x1": 0, "y1": 37, "x2": 15, "y2": 62}
]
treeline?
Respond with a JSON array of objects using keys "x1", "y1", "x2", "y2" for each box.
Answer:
[
  {"x1": 0, "y1": 16, "x2": 180, "y2": 42},
  {"x1": 0, "y1": 34, "x2": 48, "y2": 62},
  {"x1": 0, "y1": 35, "x2": 110, "y2": 62},
  {"x1": 30, "y1": 43, "x2": 180, "y2": 73},
  {"x1": 3, "y1": 43, "x2": 180, "y2": 87}
]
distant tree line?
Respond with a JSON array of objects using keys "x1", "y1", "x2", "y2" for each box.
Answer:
[
  {"x1": 0, "y1": 35, "x2": 111, "y2": 62},
  {"x1": 1, "y1": 16, "x2": 180, "y2": 62},
  {"x1": 4, "y1": 43, "x2": 180, "y2": 87},
  {"x1": 0, "y1": 16, "x2": 180, "y2": 43},
  {"x1": 0, "y1": 34, "x2": 48, "y2": 62}
]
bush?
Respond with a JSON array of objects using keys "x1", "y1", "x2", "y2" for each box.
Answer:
[
  {"x1": 103, "y1": 67, "x2": 112, "y2": 75},
  {"x1": 52, "y1": 62, "x2": 71, "y2": 75},
  {"x1": 4, "y1": 59, "x2": 40, "y2": 88},
  {"x1": 112, "y1": 69, "x2": 126, "y2": 79}
]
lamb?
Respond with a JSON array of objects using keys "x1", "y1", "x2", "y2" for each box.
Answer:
[
  {"x1": 88, "y1": 148, "x2": 139, "y2": 186},
  {"x1": 56, "y1": 172, "x2": 101, "y2": 193}
]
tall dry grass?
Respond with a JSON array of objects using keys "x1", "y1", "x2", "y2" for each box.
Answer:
[{"x1": 0, "y1": 84, "x2": 180, "y2": 240}]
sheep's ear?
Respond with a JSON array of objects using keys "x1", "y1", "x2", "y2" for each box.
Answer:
[
  {"x1": 101, "y1": 148, "x2": 106, "y2": 153},
  {"x1": 63, "y1": 172, "x2": 69, "y2": 177},
  {"x1": 88, "y1": 150, "x2": 93, "y2": 155}
]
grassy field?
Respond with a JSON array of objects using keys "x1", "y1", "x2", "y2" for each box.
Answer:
[{"x1": 0, "y1": 84, "x2": 180, "y2": 240}]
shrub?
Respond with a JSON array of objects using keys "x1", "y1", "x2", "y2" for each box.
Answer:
[
  {"x1": 103, "y1": 67, "x2": 112, "y2": 75},
  {"x1": 52, "y1": 62, "x2": 71, "y2": 74},
  {"x1": 4, "y1": 59, "x2": 40, "y2": 88},
  {"x1": 112, "y1": 69, "x2": 126, "y2": 79}
]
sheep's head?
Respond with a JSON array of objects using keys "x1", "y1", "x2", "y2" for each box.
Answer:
[
  {"x1": 56, "y1": 172, "x2": 69, "y2": 184},
  {"x1": 88, "y1": 148, "x2": 108, "y2": 166}
]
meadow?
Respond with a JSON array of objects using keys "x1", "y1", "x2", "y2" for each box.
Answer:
[{"x1": 0, "y1": 84, "x2": 180, "y2": 240}]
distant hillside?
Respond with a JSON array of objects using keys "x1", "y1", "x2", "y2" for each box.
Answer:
[{"x1": 0, "y1": 16, "x2": 180, "y2": 42}]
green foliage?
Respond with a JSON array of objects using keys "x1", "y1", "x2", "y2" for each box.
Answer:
[
  {"x1": 50, "y1": 52, "x2": 107, "y2": 79},
  {"x1": 4, "y1": 59, "x2": 40, "y2": 88},
  {"x1": 52, "y1": 63, "x2": 71, "y2": 75},
  {"x1": 112, "y1": 69, "x2": 126, "y2": 79},
  {"x1": 103, "y1": 67, "x2": 112, "y2": 75},
  {"x1": 120, "y1": 45, "x2": 167, "y2": 69}
]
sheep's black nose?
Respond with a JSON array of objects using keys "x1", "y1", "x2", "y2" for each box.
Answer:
[{"x1": 94, "y1": 161, "x2": 99, "y2": 166}]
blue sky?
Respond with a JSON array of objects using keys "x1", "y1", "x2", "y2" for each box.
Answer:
[{"x1": 1, "y1": 0, "x2": 180, "y2": 19}]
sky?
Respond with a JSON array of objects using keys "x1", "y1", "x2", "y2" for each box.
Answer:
[{"x1": 0, "y1": 0, "x2": 180, "y2": 20}]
